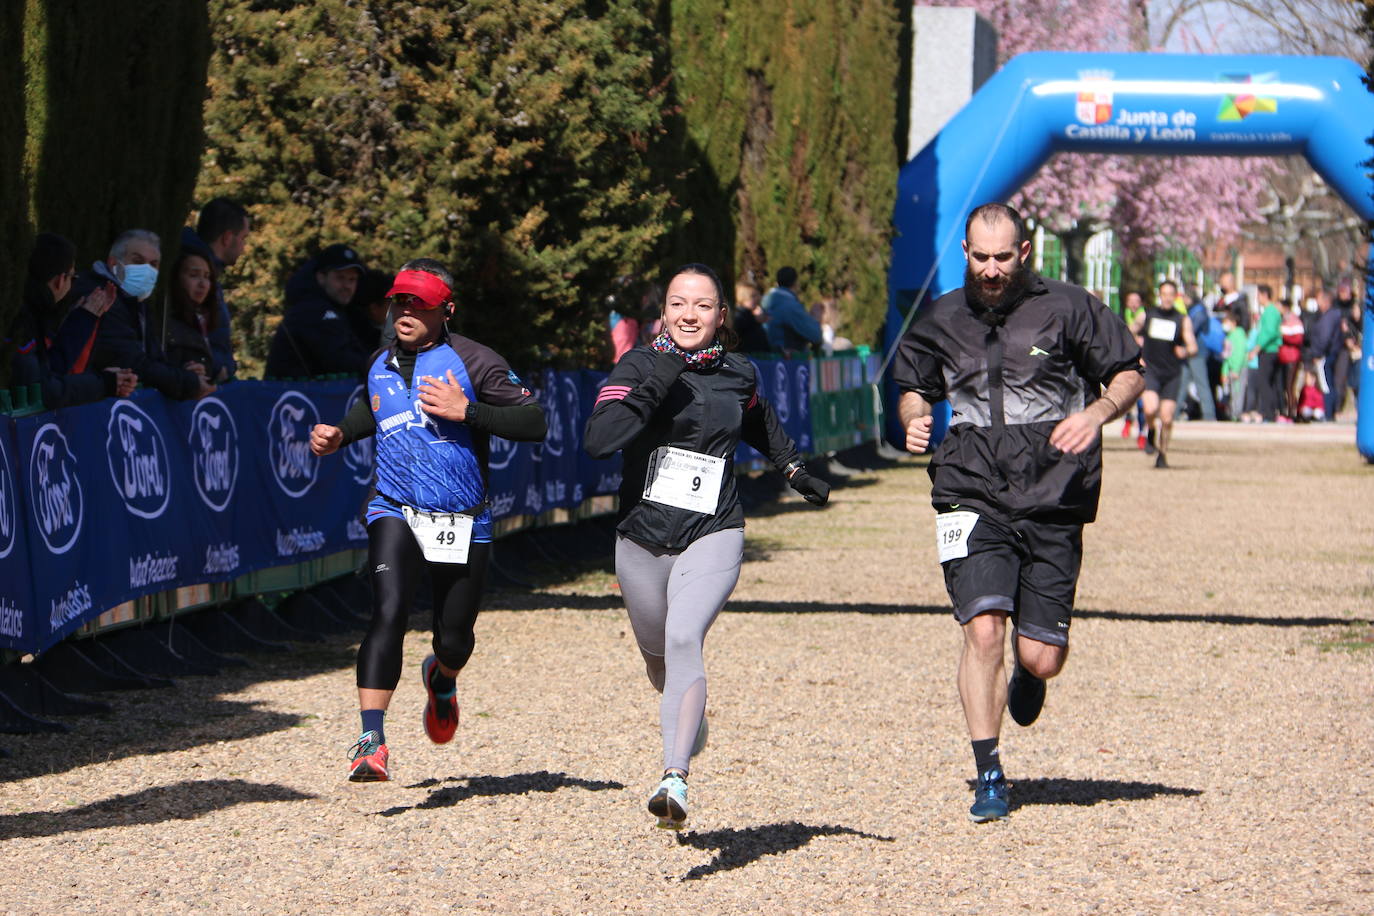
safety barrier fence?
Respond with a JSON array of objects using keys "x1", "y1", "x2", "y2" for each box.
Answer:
[{"x1": 0, "y1": 350, "x2": 879, "y2": 664}]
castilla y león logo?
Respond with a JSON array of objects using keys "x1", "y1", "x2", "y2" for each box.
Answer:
[
  {"x1": 1217, "y1": 72, "x2": 1278, "y2": 121},
  {"x1": 1075, "y1": 76, "x2": 1113, "y2": 125},
  {"x1": 268, "y1": 391, "x2": 320, "y2": 497}
]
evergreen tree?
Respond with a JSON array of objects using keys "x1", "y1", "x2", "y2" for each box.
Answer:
[
  {"x1": 0, "y1": 1, "x2": 209, "y2": 388},
  {"x1": 198, "y1": 0, "x2": 680, "y2": 372},
  {"x1": 668, "y1": 0, "x2": 901, "y2": 348},
  {"x1": 0, "y1": 4, "x2": 29, "y2": 387}
]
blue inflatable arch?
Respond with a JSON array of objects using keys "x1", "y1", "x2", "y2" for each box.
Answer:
[{"x1": 886, "y1": 52, "x2": 1374, "y2": 458}]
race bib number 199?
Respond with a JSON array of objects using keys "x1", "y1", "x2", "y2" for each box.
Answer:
[
  {"x1": 935, "y1": 511, "x2": 980, "y2": 563},
  {"x1": 403, "y1": 505, "x2": 474, "y2": 564},
  {"x1": 643, "y1": 446, "x2": 726, "y2": 515}
]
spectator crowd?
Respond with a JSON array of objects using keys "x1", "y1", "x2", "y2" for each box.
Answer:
[
  {"x1": 1117, "y1": 268, "x2": 1364, "y2": 447},
  {"x1": 6, "y1": 204, "x2": 1364, "y2": 429}
]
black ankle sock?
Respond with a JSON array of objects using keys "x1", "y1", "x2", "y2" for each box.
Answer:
[
  {"x1": 361, "y1": 709, "x2": 386, "y2": 743},
  {"x1": 428, "y1": 663, "x2": 456, "y2": 698},
  {"x1": 972, "y1": 737, "x2": 1001, "y2": 775}
]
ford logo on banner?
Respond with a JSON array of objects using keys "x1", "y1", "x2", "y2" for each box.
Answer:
[
  {"x1": 106, "y1": 401, "x2": 172, "y2": 519},
  {"x1": 342, "y1": 386, "x2": 374, "y2": 486},
  {"x1": 29, "y1": 424, "x2": 83, "y2": 555},
  {"x1": 0, "y1": 433, "x2": 17, "y2": 559},
  {"x1": 190, "y1": 397, "x2": 240, "y2": 512},
  {"x1": 269, "y1": 391, "x2": 320, "y2": 497},
  {"x1": 488, "y1": 435, "x2": 517, "y2": 470},
  {"x1": 772, "y1": 361, "x2": 791, "y2": 423}
]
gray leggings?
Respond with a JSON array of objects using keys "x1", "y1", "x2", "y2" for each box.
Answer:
[{"x1": 615, "y1": 528, "x2": 744, "y2": 773}]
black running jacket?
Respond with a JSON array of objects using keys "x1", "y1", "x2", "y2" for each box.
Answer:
[
  {"x1": 892, "y1": 276, "x2": 1142, "y2": 523},
  {"x1": 584, "y1": 347, "x2": 799, "y2": 549}
]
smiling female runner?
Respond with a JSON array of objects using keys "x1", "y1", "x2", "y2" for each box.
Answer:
[{"x1": 584, "y1": 263, "x2": 830, "y2": 828}]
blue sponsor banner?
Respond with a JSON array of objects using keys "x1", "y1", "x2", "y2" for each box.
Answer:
[
  {"x1": 5, "y1": 382, "x2": 368, "y2": 652},
  {"x1": 0, "y1": 419, "x2": 30, "y2": 647},
  {"x1": 736, "y1": 357, "x2": 812, "y2": 465},
  {"x1": 0, "y1": 365, "x2": 810, "y2": 654}
]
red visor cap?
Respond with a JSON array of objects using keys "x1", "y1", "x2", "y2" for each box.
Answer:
[{"x1": 385, "y1": 270, "x2": 452, "y2": 309}]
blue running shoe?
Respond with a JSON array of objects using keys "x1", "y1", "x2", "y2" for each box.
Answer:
[
  {"x1": 968, "y1": 767, "x2": 1009, "y2": 823},
  {"x1": 647, "y1": 773, "x2": 688, "y2": 829}
]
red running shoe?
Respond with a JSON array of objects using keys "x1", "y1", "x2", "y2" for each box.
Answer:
[
  {"x1": 1136, "y1": 434, "x2": 1147, "y2": 451},
  {"x1": 421, "y1": 654, "x2": 460, "y2": 744},
  {"x1": 1120, "y1": 418, "x2": 1132, "y2": 438},
  {"x1": 347, "y1": 730, "x2": 389, "y2": 782}
]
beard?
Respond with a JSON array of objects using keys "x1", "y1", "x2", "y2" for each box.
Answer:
[{"x1": 964, "y1": 259, "x2": 1031, "y2": 326}]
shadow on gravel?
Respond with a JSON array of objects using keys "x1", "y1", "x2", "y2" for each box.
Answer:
[
  {"x1": 376, "y1": 770, "x2": 625, "y2": 817},
  {"x1": 492, "y1": 592, "x2": 952, "y2": 616},
  {"x1": 1077, "y1": 608, "x2": 1370, "y2": 627},
  {"x1": 0, "y1": 778, "x2": 314, "y2": 840},
  {"x1": 992, "y1": 777, "x2": 1202, "y2": 811},
  {"x1": 496, "y1": 591, "x2": 1372, "y2": 629},
  {"x1": 673, "y1": 821, "x2": 895, "y2": 881},
  {"x1": 0, "y1": 699, "x2": 309, "y2": 784}
]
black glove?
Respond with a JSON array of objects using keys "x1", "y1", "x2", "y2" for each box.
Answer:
[{"x1": 787, "y1": 467, "x2": 830, "y2": 506}]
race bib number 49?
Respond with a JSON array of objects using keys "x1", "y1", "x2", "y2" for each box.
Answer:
[
  {"x1": 403, "y1": 505, "x2": 474, "y2": 564},
  {"x1": 643, "y1": 446, "x2": 726, "y2": 515},
  {"x1": 935, "y1": 511, "x2": 980, "y2": 563}
]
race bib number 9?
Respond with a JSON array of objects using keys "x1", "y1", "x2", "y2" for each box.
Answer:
[
  {"x1": 403, "y1": 505, "x2": 474, "y2": 564},
  {"x1": 643, "y1": 446, "x2": 726, "y2": 515},
  {"x1": 935, "y1": 511, "x2": 980, "y2": 563},
  {"x1": 1146, "y1": 316, "x2": 1177, "y2": 342}
]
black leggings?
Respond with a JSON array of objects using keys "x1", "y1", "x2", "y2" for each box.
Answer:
[{"x1": 357, "y1": 516, "x2": 491, "y2": 690}]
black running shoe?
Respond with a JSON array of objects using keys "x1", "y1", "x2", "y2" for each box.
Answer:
[
  {"x1": 1155, "y1": 452, "x2": 1168, "y2": 469},
  {"x1": 1007, "y1": 663, "x2": 1046, "y2": 727},
  {"x1": 1144, "y1": 429, "x2": 1157, "y2": 456}
]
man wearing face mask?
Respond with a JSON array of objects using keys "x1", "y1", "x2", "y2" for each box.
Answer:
[{"x1": 68, "y1": 229, "x2": 213, "y2": 401}]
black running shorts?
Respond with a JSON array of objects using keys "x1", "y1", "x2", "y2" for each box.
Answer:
[
  {"x1": 1143, "y1": 366, "x2": 1182, "y2": 402},
  {"x1": 938, "y1": 511, "x2": 1083, "y2": 647}
]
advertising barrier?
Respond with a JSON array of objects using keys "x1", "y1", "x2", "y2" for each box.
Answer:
[{"x1": 0, "y1": 356, "x2": 823, "y2": 654}]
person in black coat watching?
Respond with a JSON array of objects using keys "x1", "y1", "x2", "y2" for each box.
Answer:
[
  {"x1": 265, "y1": 243, "x2": 373, "y2": 379},
  {"x1": 68, "y1": 229, "x2": 213, "y2": 401},
  {"x1": 9, "y1": 233, "x2": 136, "y2": 409}
]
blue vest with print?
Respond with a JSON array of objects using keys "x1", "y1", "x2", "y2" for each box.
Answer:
[{"x1": 368, "y1": 346, "x2": 491, "y2": 533}]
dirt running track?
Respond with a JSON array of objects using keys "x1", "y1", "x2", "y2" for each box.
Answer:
[{"x1": 2, "y1": 424, "x2": 1371, "y2": 914}]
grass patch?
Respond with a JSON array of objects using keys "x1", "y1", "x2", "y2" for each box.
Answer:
[{"x1": 1314, "y1": 624, "x2": 1374, "y2": 653}]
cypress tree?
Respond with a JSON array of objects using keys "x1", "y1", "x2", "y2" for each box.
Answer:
[
  {"x1": 668, "y1": 0, "x2": 900, "y2": 348},
  {"x1": 24, "y1": 1, "x2": 209, "y2": 270},
  {"x1": 199, "y1": 0, "x2": 681, "y2": 372},
  {"x1": 0, "y1": 5, "x2": 29, "y2": 386},
  {"x1": 0, "y1": 0, "x2": 209, "y2": 387}
]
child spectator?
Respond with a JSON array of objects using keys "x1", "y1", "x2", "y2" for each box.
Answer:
[
  {"x1": 1220, "y1": 309, "x2": 1248, "y2": 421},
  {"x1": 1297, "y1": 369, "x2": 1325, "y2": 422}
]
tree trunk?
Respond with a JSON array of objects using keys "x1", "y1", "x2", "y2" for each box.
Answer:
[
  {"x1": 1120, "y1": 255, "x2": 1155, "y2": 303},
  {"x1": 1061, "y1": 228, "x2": 1090, "y2": 287}
]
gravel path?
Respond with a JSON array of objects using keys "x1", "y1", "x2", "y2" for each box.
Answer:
[{"x1": 2, "y1": 428, "x2": 1371, "y2": 914}]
